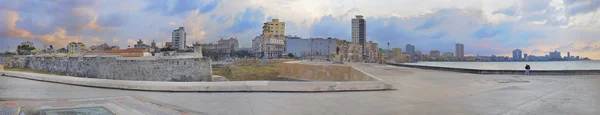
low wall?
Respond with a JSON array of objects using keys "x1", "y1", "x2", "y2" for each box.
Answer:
[
  {"x1": 280, "y1": 62, "x2": 377, "y2": 81},
  {"x1": 387, "y1": 63, "x2": 600, "y2": 75},
  {"x1": 2, "y1": 56, "x2": 212, "y2": 82}
]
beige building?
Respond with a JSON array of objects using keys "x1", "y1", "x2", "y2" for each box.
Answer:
[
  {"x1": 364, "y1": 41, "x2": 379, "y2": 62},
  {"x1": 67, "y1": 42, "x2": 86, "y2": 54},
  {"x1": 346, "y1": 43, "x2": 363, "y2": 62},
  {"x1": 262, "y1": 19, "x2": 285, "y2": 36},
  {"x1": 442, "y1": 52, "x2": 454, "y2": 59},
  {"x1": 430, "y1": 50, "x2": 441, "y2": 59},
  {"x1": 252, "y1": 35, "x2": 285, "y2": 58},
  {"x1": 391, "y1": 48, "x2": 403, "y2": 63}
]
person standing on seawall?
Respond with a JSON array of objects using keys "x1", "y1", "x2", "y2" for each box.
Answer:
[{"x1": 525, "y1": 64, "x2": 531, "y2": 75}]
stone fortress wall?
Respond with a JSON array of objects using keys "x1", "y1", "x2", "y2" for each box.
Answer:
[{"x1": 2, "y1": 56, "x2": 212, "y2": 82}]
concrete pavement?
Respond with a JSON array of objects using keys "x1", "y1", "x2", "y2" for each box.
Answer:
[
  {"x1": 0, "y1": 70, "x2": 392, "y2": 92},
  {"x1": 1, "y1": 63, "x2": 600, "y2": 115}
]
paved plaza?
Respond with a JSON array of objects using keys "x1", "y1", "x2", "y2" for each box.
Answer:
[{"x1": 1, "y1": 63, "x2": 600, "y2": 115}]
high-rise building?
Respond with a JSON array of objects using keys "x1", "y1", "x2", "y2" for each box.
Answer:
[
  {"x1": 352, "y1": 15, "x2": 366, "y2": 55},
  {"x1": 567, "y1": 52, "x2": 570, "y2": 59},
  {"x1": 171, "y1": 27, "x2": 186, "y2": 50},
  {"x1": 512, "y1": 49, "x2": 522, "y2": 60},
  {"x1": 406, "y1": 44, "x2": 415, "y2": 56},
  {"x1": 430, "y1": 50, "x2": 441, "y2": 59},
  {"x1": 455, "y1": 43, "x2": 464, "y2": 58},
  {"x1": 524, "y1": 53, "x2": 528, "y2": 59},
  {"x1": 549, "y1": 50, "x2": 562, "y2": 60},
  {"x1": 262, "y1": 19, "x2": 285, "y2": 36}
]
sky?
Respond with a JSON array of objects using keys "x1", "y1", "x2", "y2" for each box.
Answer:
[{"x1": 1, "y1": 0, "x2": 600, "y2": 59}]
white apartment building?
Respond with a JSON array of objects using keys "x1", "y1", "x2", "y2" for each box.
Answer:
[{"x1": 171, "y1": 27, "x2": 186, "y2": 50}]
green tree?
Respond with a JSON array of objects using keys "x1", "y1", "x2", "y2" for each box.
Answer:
[{"x1": 287, "y1": 53, "x2": 294, "y2": 58}]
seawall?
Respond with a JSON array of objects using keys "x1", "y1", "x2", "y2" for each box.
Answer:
[
  {"x1": 387, "y1": 63, "x2": 600, "y2": 75},
  {"x1": 2, "y1": 56, "x2": 212, "y2": 82}
]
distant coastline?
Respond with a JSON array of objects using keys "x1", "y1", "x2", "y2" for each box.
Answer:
[{"x1": 417, "y1": 60, "x2": 594, "y2": 63}]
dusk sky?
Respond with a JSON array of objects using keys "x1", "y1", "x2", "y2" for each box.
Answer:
[{"x1": 1, "y1": 0, "x2": 599, "y2": 59}]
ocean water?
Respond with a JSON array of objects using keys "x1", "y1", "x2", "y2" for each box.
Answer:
[{"x1": 404, "y1": 61, "x2": 600, "y2": 70}]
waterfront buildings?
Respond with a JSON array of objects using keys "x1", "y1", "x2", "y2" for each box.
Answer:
[
  {"x1": 262, "y1": 19, "x2": 285, "y2": 36},
  {"x1": 414, "y1": 50, "x2": 422, "y2": 61},
  {"x1": 442, "y1": 52, "x2": 454, "y2": 59},
  {"x1": 89, "y1": 43, "x2": 119, "y2": 52},
  {"x1": 512, "y1": 49, "x2": 522, "y2": 60},
  {"x1": 196, "y1": 37, "x2": 239, "y2": 59},
  {"x1": 430, "y1": 50, "x2": 441, "y2": 59},
  {"x1": 67, "y1": 42, "x2": 86, "y2": 54},
  {"x1": 352, "y1": 15, "x2": 366, "y2": 55},
  {"x1": 252, "y1": 35, "x2": 285, "y2": 58},
  {"x1": 217, "y1": 37, "x2": 239, "y2": 58},
  {"x1": 549, "y1": 50, "x2": 562, "y2": 60},
  {"x1": 133, "y1": 39, "x2": 151, "y2": 51},
  {"x1": 252, "y1": 19, "x2": 287, "y2": 58},
  {"x1": 391, "y1": 48, "x2": 403, "y2": 63},
  {"x1": 171, "y1": 27, "x2": 186, "y2": 50},
  {"x1": 406, "y1": 44, "x2": 415, "y2": 57},
  {"x1": 346, "y1": 43, "x2": 364, "y2": 62},
  {"x1": 164, "y1": 42, "x2": 173, "y2": 49},
  {"x1": 285, "y1": 38, "x2": 337, "y2": 60},
  {"x1": 364, "y1": 41, "x2": 379, "y2": 62},
  {"x1": 456, "y1": 43, "x2": 464, "y2": 59}
]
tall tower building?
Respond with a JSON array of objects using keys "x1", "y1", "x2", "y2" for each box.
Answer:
[
  {"x1": 406, "y1": 44, "x2": 415, "y2": 56},
  {"x1": 172, "y1": 27, "x2": 186, "y2": 50},
  {"x1": 352, "y1": 15, "x2": 366, "y2": 54},
  {"x1": 455, "y1": 43, "x2": 464, "y2": 58},
  {"x1": 512, "y1": 49, "x2": 522, "y2": 60},
  {"x1": 262, "y1": 19, "x2": 285, "y2": 36}
]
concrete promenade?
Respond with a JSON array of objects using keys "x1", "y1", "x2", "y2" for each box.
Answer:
[
  {"x1": 2, "y1": 63, "x2": 600, "y2": 115},
  {"x1": 0, "y1": 70, "x2": 392, "y2": 92}
]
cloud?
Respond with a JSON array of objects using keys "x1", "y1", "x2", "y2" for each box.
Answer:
[
  {"x1": 472, "y1": 23, "x2": 511, "y2": 39},
  {"x1": 89, "y1": 37, "x2": 106, "y2": 43},
  {"x1": 210, "y1": 14, "x2": 230, "y2": 24},
  {"x1": 1, "y1": 10, "x2": 81, "y2": 47},
  {"x1": 98, "y1": 13, "x2": 128, "y2": 27},
  {"x1": 112, "y1": 38, "x2": 120, "y2": 43},
  {"x1": 492, "y1": 6, "x2": 518, "y2": 16},
  {"x1": 565, "y1": 0, "x2": 600, "y2": 16},
  {"x1": 226, "y1": 8, "x2": 265, "y2": 34},
  {"x1": 309, "y1": 15, "x2": 350, "y2": 38},
  {"x1": 521, "y1": 0, "x2": 552, "y2": 12},
  {"x1": 414, "y1": 18, "x2": 443, "y2": 30},
  {"x1": 430, "y1": 31, "x2": 447, "y2": 39},
  {"x1": 127, "y1": 39, "x2": 137, "y2": 46},
  {"x1": 143, "y1": 0, "x2": 220, "y2": 16}
]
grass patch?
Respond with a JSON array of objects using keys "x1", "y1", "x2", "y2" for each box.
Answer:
[
  {"x1": 212, "y1": 68, "x2": 233, "y2": 78},
  {"x1": 5, "y1": 68, "x2": 70, "y2": 76},
  {"x1": 212, "y1": 65, "x2": 291, "y2": 81}
]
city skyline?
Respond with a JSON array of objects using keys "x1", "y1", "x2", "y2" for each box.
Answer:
[{"x1": 1, "y1": 0, "x2": 600, "y2": 59}]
